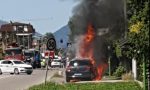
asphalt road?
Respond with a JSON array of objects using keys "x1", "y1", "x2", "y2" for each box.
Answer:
[{"x1": 0, "y1": 69, "x2": 57, "y2": 90}]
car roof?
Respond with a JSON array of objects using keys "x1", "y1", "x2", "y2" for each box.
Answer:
[
  {"x1": 0, "y1": 59, "x2": 22, "y2": 61},
  {"x1": 0, "y1": 60, "x2": 5, "y2": 62},
  {"x1": 70, "y1": 58, "x2": 91, "y2": 62}
]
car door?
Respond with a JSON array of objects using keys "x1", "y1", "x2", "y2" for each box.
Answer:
[
  {"x1": 0, "y1": 61, "x2": 5, "y2": 72},
  {"x1": 0, "y1": 61, "x2": 9, "y2": 72},
  {"x1": 7, "y1": 61, "x2": 14, "y2": 72}
]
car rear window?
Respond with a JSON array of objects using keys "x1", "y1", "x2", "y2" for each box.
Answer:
[{"x1": 69, "y1": 60, "x2": 91, "y2": 66}]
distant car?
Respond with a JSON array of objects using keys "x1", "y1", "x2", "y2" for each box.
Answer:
[
  {"x1": 65, "y1": 58, "x2": 97, "y2": 82},
  {"x1": 0, "y1": 60, "x2": 33, "y2": 75},
  {"x1": 51, "y1": 59, "x2": 63, "y2": 68}
]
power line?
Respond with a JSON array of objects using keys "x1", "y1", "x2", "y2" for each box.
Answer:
[
  {"x1": 18, "y1": 17, "x2": 53, "y2": 22},
  {"x1": 1, "y1": 17, "x2": 53, "y2": 22}
]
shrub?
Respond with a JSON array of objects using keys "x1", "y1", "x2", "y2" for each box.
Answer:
[
  {"x1": 113, "y1": 64, "x2": 126, "y2": 77},
  {"x1": 29, "y1": 81, "x2": 143, "y2": 90},
  {"x1": 122, "y1": 71, "x2": 134, "y2": 80}
]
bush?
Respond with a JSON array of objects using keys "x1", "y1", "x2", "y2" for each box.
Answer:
[
  {"x1": 122, "y1": 71, "x2": 134, "y2": 80},
  {"x1": 113, "y1": 64, "x2": 126, "y2": 77}
]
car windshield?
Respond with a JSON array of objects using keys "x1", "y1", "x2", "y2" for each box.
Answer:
[
  {"x1": 13, "y1": 61, "x2": 24, "y2": 64},
  {"x1": 69, "y1": 60, "x2": 91, "y2": 66}
]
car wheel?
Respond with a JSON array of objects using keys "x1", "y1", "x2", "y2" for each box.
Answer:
[
  {"x1": 66, "y1": 77, "x2": 70, "y2": 82},
  {"x1": 10, "y1": 73, "x2": 14, "y2": 75},
  {"x1": 27, "y1": 72, "x2": 32, "y2": 75},
  {"x1": 14, "y1": 68, "x2": 19, "y2": 75},
  {"x1": 0, "y1": 69, "x2": 2, "y2": 75}
]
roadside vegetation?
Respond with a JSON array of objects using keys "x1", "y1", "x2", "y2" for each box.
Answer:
[{"x1": 29, "y1": 81, "x2": 142, "y2": 90}]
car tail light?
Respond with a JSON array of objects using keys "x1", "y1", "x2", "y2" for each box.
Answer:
[{"x1": 66, "y1": 66, "x2": 72, "y2": 72}]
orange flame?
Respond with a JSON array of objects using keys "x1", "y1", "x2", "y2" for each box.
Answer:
[
  {"x1": 79, "y1": 24, "x2": 95, "y2": 64},
  {"x1": 79, "y1": 23, "x2": 108, "y2": 80},
  {"x1": 85, "y1": 24, "x2": 95, "y2": 43},
  {"x1": 95, "y1": 64, "x2": 108, "y2": 80}
]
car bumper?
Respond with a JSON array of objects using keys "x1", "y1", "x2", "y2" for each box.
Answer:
[
  {"x1": 51, "y1": 65, "x2": 62, "y2": 67},
  {"x1": 19, "y1": 68, "x2": 33, "y2": 73},
  {"x1": 66, "y1": 72, "x2": 93, "y2": 79}
]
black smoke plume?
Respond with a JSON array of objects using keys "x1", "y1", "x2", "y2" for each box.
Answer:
[{"x1": 69, "y1": 0, "x2": 125, "y2": 66}]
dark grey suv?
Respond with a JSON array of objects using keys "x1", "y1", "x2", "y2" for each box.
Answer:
[{"x1": 65, "y1": 58, "x2": 97, "y2": 82}]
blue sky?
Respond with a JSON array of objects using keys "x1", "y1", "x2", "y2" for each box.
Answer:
[{"x1": 0, "y1": 0, "x2": 77, "y2": 34}]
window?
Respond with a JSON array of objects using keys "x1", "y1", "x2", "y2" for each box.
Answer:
[
  {"x1": 1, "y1": 61, "x2": 12, "y2": 64},
  {"x1": 13, "y1": 61, "x2": 24, "y2": 64},
  {"x1": 1, "y1": 61, "x2": 9, "y2": 64},
  {"x1": 5, "y1": 49, "x2": 22, "y2": 55},
  {"x1": 8, "y1": 61, "x2": 13, "y2": 64},
  {"x1": 69, "y1": 60, "x2": 91, "y2": 66},
  {"x1": 24, "y1": 52, "x2": 34, "y2": 57}
]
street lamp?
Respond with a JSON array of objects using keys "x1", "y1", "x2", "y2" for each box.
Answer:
[{"x1": 108, "y1": 46, "x2": 111, "y2": 76}]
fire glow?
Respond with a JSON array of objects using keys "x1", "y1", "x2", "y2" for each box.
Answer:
[{"x1": 79, "y1": 24, "x2": 108, "y2": 80}]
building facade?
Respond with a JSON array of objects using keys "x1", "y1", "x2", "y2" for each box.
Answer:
[{"x1": 0, "y1": 22, "x2": 35, "y2": 53}]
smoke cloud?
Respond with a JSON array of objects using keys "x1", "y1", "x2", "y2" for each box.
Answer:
[{"x1": 69, "y1": 0, "x2": 125, "y2": 66}]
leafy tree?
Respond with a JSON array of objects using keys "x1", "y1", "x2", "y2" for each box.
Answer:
[
  {"x1": 112, "y1": 0, "x2": 149, "y2": 82},
  {"x1": 124, "y1": 0, "x2": 149, "y2": 81}
]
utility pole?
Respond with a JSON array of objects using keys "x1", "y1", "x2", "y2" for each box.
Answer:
[{"x1": 108, "y1": 56, "x2": 111, "y2": 76}]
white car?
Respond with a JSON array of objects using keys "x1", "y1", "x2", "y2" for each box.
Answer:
[
  {"x1": 51, "y1": 59, "x2": 63, "y2": 68},
  {"x1": 0, "y1": 60, "x2": 33, "y2": 75}
]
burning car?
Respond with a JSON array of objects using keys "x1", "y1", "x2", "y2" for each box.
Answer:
[{"x1": 65, "y1": 58, "x2": 97, "y2": 82}]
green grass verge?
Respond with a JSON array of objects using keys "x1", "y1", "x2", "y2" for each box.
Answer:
[{"x1": 28, "y1": 81, "x2": 143, "y2": 90}]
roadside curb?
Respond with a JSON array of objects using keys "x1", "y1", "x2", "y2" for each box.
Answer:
[{"x1": 49, "y1": 70, "x2": 65, "y2": 84}]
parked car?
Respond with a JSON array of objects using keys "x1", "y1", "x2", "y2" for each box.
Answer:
[
  {"x1": 65, "y1": 58, "x2": 97, "y2": 82},
  {"x1": 0, "y1": 60, "x2": 33, "y2": 75},
  {"x1": 51, "y1": 59, "x2": 63, "y2": 68},
  {"x1": 23, "y1": 49, "x2": 41, "y2": 69}
]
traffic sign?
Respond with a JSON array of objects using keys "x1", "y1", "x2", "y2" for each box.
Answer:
[{"x1": 46, "y1": 38, "x2": 56, "y2": 50}]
